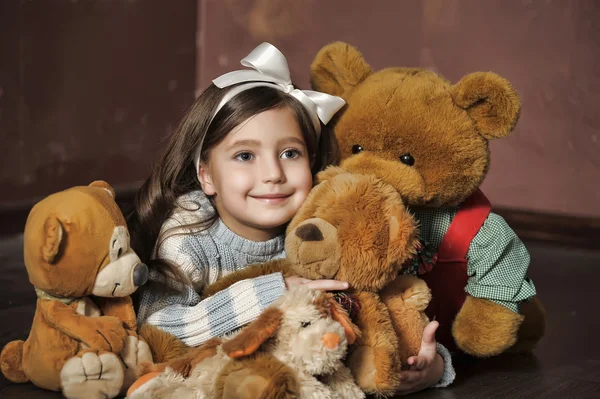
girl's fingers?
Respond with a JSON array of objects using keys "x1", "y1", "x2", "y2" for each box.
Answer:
[
  {"x1": 399, "y1": 370, "x2": 422, "y2": 384},
  {"x1": 305, "y1": 279, "x2": 349, "y2": 291},
  {"x1": 422, "y1": 320, "x2": 439, "y2": 344},
  {"x1": 407, "y1": 356, "x2": 427, "y2": 370},
  {"x1": 284, "y1": 276, "x2": 312, "y2": 288}
]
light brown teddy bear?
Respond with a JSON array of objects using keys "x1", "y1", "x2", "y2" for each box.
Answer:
[
  {"x1": 199, "y1": 167, "x2": 431, "y2": 397},
  {"x1": 309, "y1": 42, "x2": 546, "y2": 357},
  {"x1": 127, "y1": 286, "x2": 365, "y2": 399},
  {"x1": 0, "y1": 181, "x2": 153, "y2": 399}
]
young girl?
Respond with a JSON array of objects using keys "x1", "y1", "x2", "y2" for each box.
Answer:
[{"x1": 128, "y1": 43, "x2": 454, "y2": 392}]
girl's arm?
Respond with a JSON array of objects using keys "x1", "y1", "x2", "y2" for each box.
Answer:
[
  {"x1": 135, "y1": 233, "x2": 286, "y2": 347},
  {"x1": 201, "y1": 259, "x2": 290, "y2": 298},
  {"x1": 136, "y1": 272, "x2": 286, "y2": 347}
]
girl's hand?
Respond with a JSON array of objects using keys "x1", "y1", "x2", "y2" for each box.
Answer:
[
  {"x1": 285, "y1": 276, "x2": 349, "y2": 291},
  {"x1": 396, "y1": 321, "x2": 445, "y2": 395}
]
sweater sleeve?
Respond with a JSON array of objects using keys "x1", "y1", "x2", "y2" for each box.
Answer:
[
  {"x1": 136, "y1": 232, "x2": 286, "y2": 347},
  {"x1": 434, "y1": 342, "x2": 456, "y2": 388}
]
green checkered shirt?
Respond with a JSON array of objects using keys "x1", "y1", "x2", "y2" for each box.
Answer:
[{"x1": 410, "y1": 207, "x2": 537, "y2": 313}]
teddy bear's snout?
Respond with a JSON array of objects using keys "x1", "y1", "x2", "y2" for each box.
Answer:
[
  {"x1": 133, "y1": 263, "x2": 149, "y2": 287},
  {"x1": 287, "y1": 218, "x2": 340, "y2": 279},
  {"x1": 321, "y1": 332, "x2": 340, "y2": 349}
]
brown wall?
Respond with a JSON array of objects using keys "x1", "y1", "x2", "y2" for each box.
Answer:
[
  {"x1": 1, "y1": 0, "x2": 598, "y2": 219},
  {"x1": 198, "y1": 0, "x2": 600, "y2": 218},
  {"x1": 0, "y1": 0, "x2": 197, "y2": 209}
]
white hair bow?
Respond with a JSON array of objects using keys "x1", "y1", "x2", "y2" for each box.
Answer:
[{"x1": 195, "y1": 43, "x2": 346, "y2": 173}]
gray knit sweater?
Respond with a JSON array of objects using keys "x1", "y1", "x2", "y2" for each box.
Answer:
[
  {"x1": 136, "y1": 190, "x2": 455, "y2": 387},
  {"x1": 136, "y1": 190, "x2": 287, "y2": 347}
]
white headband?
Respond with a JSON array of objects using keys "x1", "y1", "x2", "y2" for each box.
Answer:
[{"x1": 194, "y1": 42, "x2": 346, "y2": 174}]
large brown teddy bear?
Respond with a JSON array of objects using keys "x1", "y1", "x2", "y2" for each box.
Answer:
[
  {"x1": 201, "y1": 167, "x2": 431, "y2": 397},
  {"x1": 309, "y1": 42, "x2": 546, "y2": 357},
  {"x1": 0, "y1": 181, "x2": 153, "y2": 399}
]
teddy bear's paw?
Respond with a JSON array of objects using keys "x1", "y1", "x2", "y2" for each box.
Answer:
[
  {"x1": 120, "y1": 335, "x2": 154, "y2": 389},
  {"x1": 60, "y1": 352, "x2": 125, "y2": 399},
  {"x1": 380, "y1": 275, "x2": 431, "y2": 312},
  {"x1": 453, "y1": 296, "x2": 524, "y2": 357},
  {"x1": 506, "y1": 296, "x2": 546, "y2": 354},
  {"x1": 346, "y1": 346, "x2": 398, "y2": 396},
  {"x1": 399, "y1": 278, "x2": 431, "y2": 311}
]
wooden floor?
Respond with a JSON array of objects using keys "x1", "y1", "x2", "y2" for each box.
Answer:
[{"x1": 0, "y1": 234, "x2": 598, "y2": 398}]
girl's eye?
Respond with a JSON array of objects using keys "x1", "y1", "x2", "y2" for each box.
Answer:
[
  {"x1": 235, "y1": 152, "x2": 254, "y2": 162},
  {"x1": 281, "y1": 149, "x2": 300, "y2": 159}
]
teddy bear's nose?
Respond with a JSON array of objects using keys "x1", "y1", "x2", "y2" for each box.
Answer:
[
  {"x1": 133, "y1": 263, "x2": 149, "y2": 286},
  {"x1": 295, "y1": 223, "x2": 323, "y2": 242}
]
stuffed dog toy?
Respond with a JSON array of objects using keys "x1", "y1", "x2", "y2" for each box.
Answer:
[{"x1": 127, "y1": 286, "x2": 365, "y2": 399}]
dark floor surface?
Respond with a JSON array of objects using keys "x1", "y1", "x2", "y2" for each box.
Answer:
[{"x1": 0, "y1": 234, "x2": 598, "y2": 398}]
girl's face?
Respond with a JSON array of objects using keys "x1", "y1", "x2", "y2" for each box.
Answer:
[{"x1": 199, "y1": 107, "x2": 313, "y2": 241}]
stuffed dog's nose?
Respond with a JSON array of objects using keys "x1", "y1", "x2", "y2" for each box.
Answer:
[
  {"x1": 133, "y1": 263, "x2": 149, "y2": 286},
  {"x1": 322, "y1": 332, "x2": 340, "y2": 349},
  {"x1": 295, "y1": 223, "x2": 323, "y2": 242}
]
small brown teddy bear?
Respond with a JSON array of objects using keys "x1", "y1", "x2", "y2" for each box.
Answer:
[
  {"x1": 127, "y1": 286, "x2": 365, "y2": 399},
  {"x1": 0, "y1": 181, "x2": 152, "y2": 399},
  {"x1": 200, "y1": 167, "x2": 431, "y2": 397},
  {"x1": 309, "y1": 42, "x2": 546, "y2": 357}
]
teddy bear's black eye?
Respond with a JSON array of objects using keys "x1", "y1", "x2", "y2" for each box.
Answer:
[
  {"x1": 300, "y1": 321, "x2": 311, "y2": 328},
  {"x1": 400, "y1": 153, "x2": 415, "y2": 166},
  {"x1": 351, "y1": 144, "x2": 363, "y2": 154}
]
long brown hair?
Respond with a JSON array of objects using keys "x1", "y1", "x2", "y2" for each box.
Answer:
[{"x1": 127, "y1": 83, "x2": 339, "y2": 291}]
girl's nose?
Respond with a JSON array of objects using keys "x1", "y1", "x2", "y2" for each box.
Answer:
[
  {"x1": 262, "y1": 160, "x2": 285, "y2": 184},
  {"x1": 321, "y1": 332, "x2": 340, "y2": 349}
]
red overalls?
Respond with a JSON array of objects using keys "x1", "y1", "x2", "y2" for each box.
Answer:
[{"x1": 421, "y1": 189, "x2": 492, "y2": 352}]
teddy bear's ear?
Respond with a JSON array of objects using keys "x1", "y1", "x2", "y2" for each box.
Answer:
[
  {"x1": 310, "y1": 42, "x2": 372, "y2": 100},
  {"x1": 42, "y1": 216, "x2": 63, "y2": 264},
  {"x1": 450, "y1": 72, "x2": 521, "y2": 140},
  {"x1": 89, "y1": 180, "x2": 115, "y2": 198},
  {"x1": 387, "y1": 205, "x2": 419, "y2": 265},
  {"x1": 222, "y1": 307, "x2": 282, "y2": 358},
  {"x1": 315, "y1": 166, "x2": 350, "y2": 184}
]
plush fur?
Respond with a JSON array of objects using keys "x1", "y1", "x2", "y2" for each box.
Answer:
[
  {"x1": 0, "y1": 181, "x2": 152, "y2": 399},
  {"x1": 127, "y1": 287, "x2": 364, "y2": 399},
  {"x1": 310, "y1": 41, "x2": 545, "y2": 357},
  {"x1": 138, "y1": 324, "x2": 192, "y2": 364},
  {"x1": 199, "y1": 169, "x2": 431, "y2": 397},
  {"x1": 216, "y1": 353, "x2": 298, "y2": 399}
]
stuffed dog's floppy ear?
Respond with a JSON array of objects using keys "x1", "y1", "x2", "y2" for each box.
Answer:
[
  {"x1": 42, "y1": 216, "x2": 63, "y2": 264},
  {"x1": 328, "y1": 297, "x2": 360, "y2": 345},
  {"x1": 310, "y1": 42, "x2": 372, "y2": 100},
  {"x1": 450, "y1": 72, "x2": 520, "y2": 140},
  {"x1": 222, "y1": 308, "x2": 282, "y2": 358},
  {"x1": 387, "y1": 204, "x2": 419, "y2": 266}
]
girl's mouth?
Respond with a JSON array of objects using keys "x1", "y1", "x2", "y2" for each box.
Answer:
[{"x1": 251, "y1": 194, "x2": 292, "y2": 204}]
